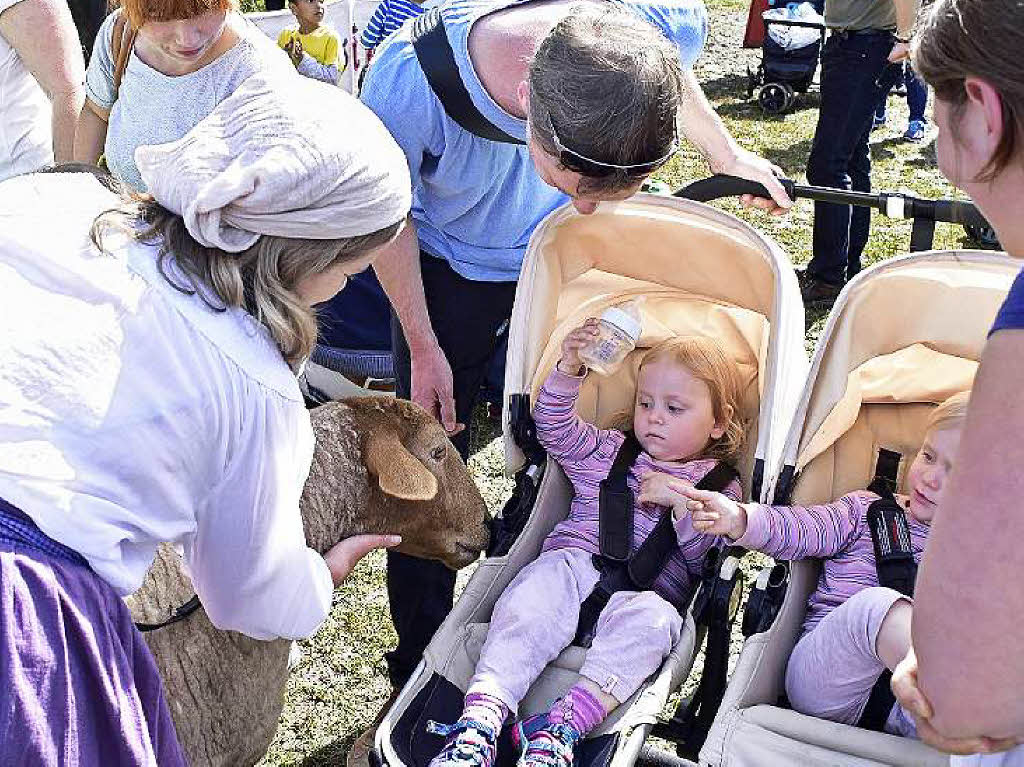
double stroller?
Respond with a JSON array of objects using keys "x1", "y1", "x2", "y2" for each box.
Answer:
[
  {"x1": 743, "y1": 0, "x2": 826, "y2": 114},
  {"x1": 370, "y1": 180, "x2": 1017, "y2": 767}
]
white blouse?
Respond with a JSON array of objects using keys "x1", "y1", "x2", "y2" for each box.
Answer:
[{"x1": 0, "y1": 172, "x2": 332, "y2": 641}]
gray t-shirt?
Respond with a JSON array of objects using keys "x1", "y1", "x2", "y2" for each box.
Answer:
[
  {"x1": 86, "y1": 11, "x2": 294, "y2": 191},
  {"x1": 824, "y1": 0, "x2": 897, "y2": 31}
]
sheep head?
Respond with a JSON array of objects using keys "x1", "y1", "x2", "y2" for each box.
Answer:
[{"x1": 301, "y1": 396, "x2": 490, "y2": 570}]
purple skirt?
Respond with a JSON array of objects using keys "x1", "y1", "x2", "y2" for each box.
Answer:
[{"x1": 0, "y1": 500, "x2": 186, "y2": 766}]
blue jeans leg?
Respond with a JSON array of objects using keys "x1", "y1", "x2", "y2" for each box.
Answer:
[
  {"x1": 806, "y1": 33, "x2": 903, "y2": 285},
  {"x1": 906, "y1": 66, "x2": 928, "y2": 123}
]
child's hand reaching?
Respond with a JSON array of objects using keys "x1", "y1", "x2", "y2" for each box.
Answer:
[
  {"x1": 674, "y1": 485, "x2": 749, "y2": 541},
  {"x1": 557, "y1": 318, "x2": 600, "y2": 375}
]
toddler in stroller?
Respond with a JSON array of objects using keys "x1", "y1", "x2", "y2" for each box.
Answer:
[
  {"x1": 660, "y1": 390, "x2": 969, "y2": 738},
  {"x1": 427, "y1": 331, "x2": 746, "y2": 767}
]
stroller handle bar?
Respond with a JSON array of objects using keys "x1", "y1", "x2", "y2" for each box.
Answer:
[{"x1": 675, "y1": 174, "x2": 991, "y2": 230}]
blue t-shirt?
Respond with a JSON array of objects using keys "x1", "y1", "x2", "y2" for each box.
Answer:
[
  {"x1": 991, "y1": 268, "x2": 1024, "y2": 334},
  {"x1": 359, "y1": 0, "x2": 707, "y2": 282}
]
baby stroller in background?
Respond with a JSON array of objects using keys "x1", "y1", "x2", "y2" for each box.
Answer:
[
  {"x1": 372, "y1": 187, "x2": 810, "y2": 767},
  {"x1": 743, "y1": 0, "x2": 826, "y2": 115}
]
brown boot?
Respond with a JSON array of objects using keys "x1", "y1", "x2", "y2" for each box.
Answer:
[{"x1": 347, "y1": 688, "x2": 402, "y2": 767}]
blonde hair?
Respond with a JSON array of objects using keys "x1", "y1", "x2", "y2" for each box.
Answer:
[
  {"x1": 638, "y1": 336, "x2": 746, "y2": 462},
  {"x1": 926, "y1": 390, "x2": 972, "y2": 434},
  {"x1": 119, "y1": 0, "x2": 237, "y2": 28},
  {"x1": 90, "y1": 195, "x2": 401, "y2": 369}
]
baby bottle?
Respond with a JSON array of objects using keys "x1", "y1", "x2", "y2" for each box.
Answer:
[{"x1": 578, "y1": 298, "x2": 643, "y2": 376}]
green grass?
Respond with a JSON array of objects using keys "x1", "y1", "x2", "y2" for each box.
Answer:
[{"x1": 258, "y1": 6, "x2": 981, "y2": 765}]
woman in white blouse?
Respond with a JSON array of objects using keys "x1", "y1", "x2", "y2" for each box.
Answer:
[{"x1": 0, "y1": 74, "x2": 411, "y2": 764}]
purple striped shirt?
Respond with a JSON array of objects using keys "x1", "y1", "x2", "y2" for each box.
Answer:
[
  {"x1": 736, "y1": 494, "x2": 930, "y2": 634},
  {"x1": 534, "y1": 369, "x2": 742, "y2": 610}
]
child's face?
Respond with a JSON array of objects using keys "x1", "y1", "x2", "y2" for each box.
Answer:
[
  {"x1": 290, "y1": 0, "x2": 325, "y2": 27},
  {"x1": 632, "y1": 358, "x2": 725, "y2": 463},
  {"x1": 904, "y1": 424, "x2": 964, "y2": 524},
  {"x1": 139, "y1": 10, "x2": 228, "y2": 64}
]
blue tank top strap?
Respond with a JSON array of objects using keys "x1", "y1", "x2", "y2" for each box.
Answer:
[{"x1": 0, "y1": 497, "x2": 90, "y2": 567}]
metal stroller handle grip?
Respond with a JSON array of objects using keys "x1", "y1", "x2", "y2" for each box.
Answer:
[{"x1": 674, "y1": 174, "x2": 797, "y2": 204}]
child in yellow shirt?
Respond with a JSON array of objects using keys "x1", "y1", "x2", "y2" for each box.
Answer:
[{"x1": 277, "y1": 0, "x2": 343, "y2": 85}]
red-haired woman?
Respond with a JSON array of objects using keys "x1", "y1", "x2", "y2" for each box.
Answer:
[{"x1": 73, "y1": 0, "x2": 294, "y2": 191}]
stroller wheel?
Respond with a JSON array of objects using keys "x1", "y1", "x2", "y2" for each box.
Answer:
[{"x1": 759, "y1": 82, "x2": 794, "y2": 114}]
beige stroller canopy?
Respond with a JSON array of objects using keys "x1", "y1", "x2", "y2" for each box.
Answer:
[{"x1": 503, "y1": 193, "x2": 808, "y2": 502}]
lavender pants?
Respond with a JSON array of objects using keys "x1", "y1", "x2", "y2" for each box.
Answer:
[
  {"x1": 467, "y1": 547, "x2": 683, "y2": 711},
  {"x1": 785, "y1": 586, "x2": 917, "y2": 737}
]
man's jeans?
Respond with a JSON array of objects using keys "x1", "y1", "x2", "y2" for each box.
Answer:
[{"x1": 805, "y1": 32, "x2": 903, "y2": 286}]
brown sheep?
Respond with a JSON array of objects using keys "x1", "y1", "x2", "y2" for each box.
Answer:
[{"x1": 125, "y1": 396, "x2": 491, "y2": 767}]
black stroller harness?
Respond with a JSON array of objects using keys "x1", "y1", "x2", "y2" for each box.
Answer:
[
  {"x1": 856, "y1": 448, "x2": 919, "y2": 731},
  {"x1": 574, "y1": 432, "x2": 739, "y2": 647}
]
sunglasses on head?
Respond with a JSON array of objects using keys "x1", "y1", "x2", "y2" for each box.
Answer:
[{"x1": 546, "y1": 115, "x2": 679, "y2": 178}]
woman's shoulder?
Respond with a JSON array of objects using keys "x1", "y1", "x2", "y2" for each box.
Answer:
[
  {"x1": 232, "y1": 16, "x2": 300, "y2": 79},
  {"x1": 123, "y1": 244, "x2": 304, "y2": 404}
]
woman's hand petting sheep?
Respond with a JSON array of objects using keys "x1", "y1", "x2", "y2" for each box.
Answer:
[
  {"x1": 891, "y1": 648, "x2": 1021, "y2": 756},
  {"x1": 324, "y1": 534, "x2": 402, "y2": 587},
  {"x1": 667, "y1": 485, "x2": 748, "y2": 540},
  {"x1": 557, "y1": 319, "x2": 600, "y2": 375}
]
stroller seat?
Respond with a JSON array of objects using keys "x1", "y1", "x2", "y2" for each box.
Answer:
[
  {"x1": 375, "y1": 193, "x2": 808, "y2": 767},
  {"x1": 700, "y1": 250, "x2": 1020, "y2": 767}
]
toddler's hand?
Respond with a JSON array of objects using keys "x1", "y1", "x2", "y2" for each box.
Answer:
[
  {"x1": 638, "y1": 471, "x2": 693, "y2": 510},
  {"x1": 558, "y1": 318, "x2": 600, "y2": 375},
  {"x1": 676, "y1": 486, "x2": 748, "y2": 540},
  {"x1": 288, "y1": 39, "x2": 304, "y2": 65}
]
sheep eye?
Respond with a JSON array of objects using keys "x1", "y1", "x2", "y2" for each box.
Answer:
[{"x1": 430, "y1": 445, "x2": 447, "y2": 461}]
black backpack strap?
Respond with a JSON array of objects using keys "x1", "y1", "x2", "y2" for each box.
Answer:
[
  {"x1": 598, "y1": 432, "x2": 643, "y2": 562},
  {"x1": 410, "y1": 8, "x2": 525, "y2": 145},
  {"x1": 628, "y1": 462, "x2": 739, "y2": 589}
]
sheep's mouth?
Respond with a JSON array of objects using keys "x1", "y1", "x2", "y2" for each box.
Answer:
[{"x1": 448, "y1": 542, "x2": 484, "y2": 568}]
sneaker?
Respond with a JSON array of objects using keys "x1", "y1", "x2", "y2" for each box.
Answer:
[
  {"x1": 511, "y1": 713, "x2": 581, "y2": 767},
  {"x1": 426, "y1": 718, "x2": 499, "y2": 767},
  {"x1": 799, "y1": 274, "x2": 843, "y2": 307},
  {"x1": 872, "y1": 113, "x2": 886, "y2": 131},
  {"x1": 903, "y1": 119, "x2": 926, "y2": 142}
]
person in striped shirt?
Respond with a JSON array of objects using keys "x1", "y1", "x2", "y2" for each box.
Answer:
[
  {"x1": 665, "y1": 390, "x2": 971, "y2": 738},
  {"x1": 427, "y1": 328, "x2": 747, "y2": 767},
  {"x1": 359, "y1": 0, "x2": 422, "y2": 54}
]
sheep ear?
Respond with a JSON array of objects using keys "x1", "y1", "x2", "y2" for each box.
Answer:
[{"x1": 364, "y1": 431, "x2": 439, "y2": 501}]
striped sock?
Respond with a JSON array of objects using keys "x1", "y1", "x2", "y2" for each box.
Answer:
[
  {"x1": 547, "y1": 685, "x2": 608, "y2": 737},
  {"x1": 463, "y1": 692, "x2": 510, "y2": 735}
]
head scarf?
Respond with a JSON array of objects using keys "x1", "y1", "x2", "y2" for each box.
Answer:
[{"x1": 136, "y1": 74, "x2": 412, "y2": 252}]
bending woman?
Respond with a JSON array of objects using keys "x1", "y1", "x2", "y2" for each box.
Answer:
[{"x1": 0, "y1": 75, "x2": 411, "y2": 763}]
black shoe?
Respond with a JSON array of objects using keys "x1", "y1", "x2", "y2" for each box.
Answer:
[{"x1": 799, "y1": 275, "x2": 843, "y2": 307}]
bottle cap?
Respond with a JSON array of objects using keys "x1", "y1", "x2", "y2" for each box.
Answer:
[{"x1": 600, "y1": 305, "x2": 642, "y2": 341}]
